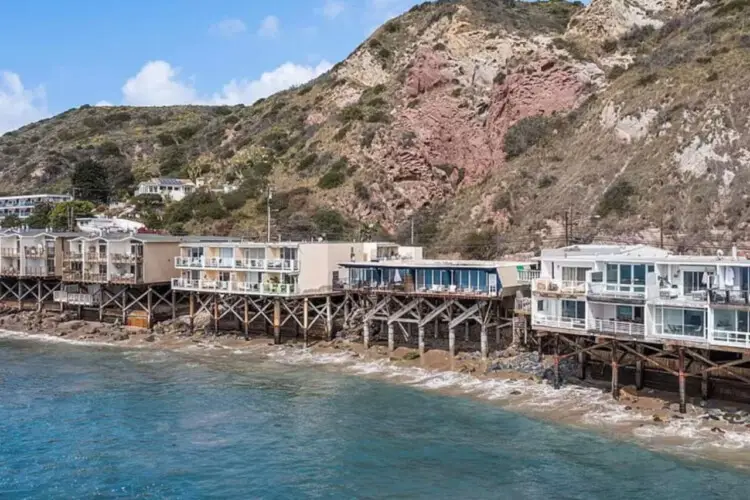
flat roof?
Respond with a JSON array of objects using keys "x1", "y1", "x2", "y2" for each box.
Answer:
[{"x1": 341, "y1": 259, "x2": 532, "y2": 270}]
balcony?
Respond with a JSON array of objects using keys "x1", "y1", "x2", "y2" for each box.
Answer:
[
  {"x1": 586, "y1": 282, "x2": 646, "y2": 302},
  {"x1": 532, "y1": 315, "x2": 586, "y2": 331},
  {"x1": 0, "y1": 267, "x2": 19, "y2": 276},
  {"x1": 710, "y1": 289, "x2": 750, "y2": 307},
  {"x1": 514, "y1": 297, "x2": 531, "y2": 314},
  {"x1": 24, "y1": 247, "x2": 51, "y2": 259},
  {"x1": 652, "y1": 287, "x2": 708, "y2": 307},
  {"x1": 344, "y1": 280, "x2": 499, "y2": 297},
  {"x1": 175, "y1": 257, "x2": 300, "y2": 272},
  {"x1": 171, "y1": 278, "x2": 297, "y2": 296},
  {"x1": 533, "y1": 279, "x2": 586, "y2": 295},
  {"x1": 588, "y1": 319, "x2": 645, "y2": 337},
  {"x1": 517, "y1": 269, "x2": 541, "y2": 284},
  {"x1": 111, "y1": 273, "x2": 139, "y2": 285},
  {"x1": 1, "y1": 248, "x2": 20, "y2": 258},
  {"x1": 711, "y1": 329, "x2": 750, "y2": 349},
  {"x1": 53, "y1": 291, "x2": 99, "y2": 306},
  {"x1": 86, "y1": 253, "x2": 107, "y2": 263},
  {"x1": 62, "y1": 271, "x2": 83, "y2": 281},
  {"x1": 63, "y1": 252, "x2": 83, "y2": 262},
  {"x1": 111, "y1": 253, "x2": 142, "y2": 264}
]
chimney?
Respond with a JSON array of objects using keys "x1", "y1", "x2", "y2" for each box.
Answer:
[{"x1": 732, "y1": 246, "x2": 738, "y2": 260}]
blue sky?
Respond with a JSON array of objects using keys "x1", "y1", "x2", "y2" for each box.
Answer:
[{"x1": 0, "y1": 0, "x2": 422, "y2": 133}]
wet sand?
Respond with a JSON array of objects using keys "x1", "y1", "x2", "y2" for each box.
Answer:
[{"x1": 2, "y1": 310, "x2": 750, "y2": 469}]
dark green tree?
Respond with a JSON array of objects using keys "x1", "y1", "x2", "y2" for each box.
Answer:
[
  {"x1": 71, "y1": 159, "x2": 110, "y2": 204},
  {"x1": 1, "y1": 214, "x2": 22, "y2": 228},
  {"x1": 26, "y1": 201, "x2": 54, "y2": 229},
  {"x1": 49, "y1": 200, "x2": 95, "y2": 230}
]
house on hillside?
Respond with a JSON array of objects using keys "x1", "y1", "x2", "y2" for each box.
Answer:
[{"x1": 135, "y1": 178, "x2": 195, "y2": 201}]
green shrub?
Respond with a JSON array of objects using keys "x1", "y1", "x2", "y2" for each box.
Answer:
[
  {"x1": 492, "y1": 191, "x2": 511, "y2": 211},
  {"x1": 333, "y1": 124, "x2": 351, "y2": 141},
  {"x1": 407, "y1": 99, "x2": 420, "y2": 108},
  {"x1": 340, "y1": 104, "x2": 364, "y2": 122},
  {"x1": 224, "y1": 115, "x2": 240, "y2": 125},
  {"x1": 360, "y1": 128, "x2": 376, "y2": 148},
  {"x1": 378, "y1": 47, "x2": 392, "y2": 60},
  {"x1": 353, "y1": 181, "x2": 370, "y2": 200},
  {"x1": 537, "y1": 174, "x2": 557, "y2": 188},
  {"x1": 463, "y1": 230, "x2": 499, "y2": 260},
  {"x1": 433, "y1": 42, "x2": 447, "y2": 51},
  {"x1": 157, "y1": 132, "x2": 177, "y2": 147},
  {"x1": 222, "y1": 190, "x2": 247, "y2": 211},
  {"x1": 504, "y1": 115, "x2": 555, "y2": 159},
  {"x1": 597, "y1": 179, "x2": 636, "y2": 217},
  {"x1": 620, "y1": 25, "x2": 656, "y2": 47},
  {"x1": 318, "y1": 157, "x2": 349, "y2": 189},
  {"x1": 602, "y1": 39, "x2": 618, "y2": 53},
  {"x1": 312, "y1": 208, "x2": 349, "y2": 238},
  {"x1": 106, "y1": 111, "x2": 131, "y2": 124},
  {"x1": 298, "y1": 153, "x2": 318, "y2": 171},
  {"x1": 366, "y1": 110, "x2": 390, "y2": 123},
  {"x1": 98, "y1": 141, "x2": 121, "y2": 157},
  {"x1": 636, "y1": 72, "x2": 658, "y2": 86},
  {"x1": 83, "y1": 116, "x2": 106, "y2": 130},
  {"x1": 608, "y1": 65, "x2": 626, "y2": 79},
  {"x1": 493, "y1": 71, "x2": 506, "y2": 85}
]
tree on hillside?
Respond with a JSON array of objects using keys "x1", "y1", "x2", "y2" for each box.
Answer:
[
  {"x1": 1, "y1": 214, "x2": 22, "y2": 228},
  {"x1": 71, "y1": 159, "x2": 110, "y2": 204},
  {"x1": 26, "y1": 201, "x2": 54, "y2": 229},
  {"x1": 49, "y1": 201, "x2": 95, "y2": 231}
]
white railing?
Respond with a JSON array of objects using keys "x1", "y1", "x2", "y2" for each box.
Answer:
[
  {"x1": 532, "y1": 279, "x2": 586, "y2": 294},
  {"x1": 53, "y1": 291, "x2": 99, "y2": 306},
  {"x1": 587, "y1": 282, "x2": 646, "y2": 300},
  {"x1": 23, "y1": 267, "x2": 55, "y2": 277},
  {"x1": 175, "y1": 257, "x2": 299, "y2": 272},
  {"x1": 655, "y1": 288, "x2": 708, "y2": 305},
  {"x1": 171, "y1": 278, "x2": 297, "y2": 296},
  {"x1": 589, "y1": 319, "x2": 645, "y2": 337},
  {"x1": 517, "y1": 269, "x2": 541, "y2": 283},
  {"x1": 1, "y1": 248, "x2": 20, "y2": 257},
  {"x1": 653, "y1": 323, "x2": 707, "y2": 340},
  {"x1": 514, "y1": 297, "x2": 531, "y2": 313},
  {"x1": 711, "y1": 329, "x2": 750, "y2": 349},
  {"x1": 532, "y1": 315, "x2": 586, "y2": 330}
]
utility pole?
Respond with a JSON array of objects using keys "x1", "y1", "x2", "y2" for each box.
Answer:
[
  {"x1": 266, "y1": 186, "x2": 273, "y2": 243},
  {"x1": 410, "y1": 217, "x2": 414, "y2": 245},
  {"x1": 563, "y1": 209, "x2": 570, "y2": 246},
  {"x1": 660, "y1": 213, "x2": 664, "y2": 249}
]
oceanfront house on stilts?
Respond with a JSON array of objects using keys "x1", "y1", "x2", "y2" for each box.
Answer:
[
  {"x1": 340, "y1": 259, "x2": 535, "y2": 360},
  {"x1": 54, "y1": 232, "x2": 206, "y2": 327},
  {"x1": 170, "y1": 240, "x2": 423, "y2": 342},
  {"x1": 531, "y1": 244, "x2": 750, "y2": 409}
]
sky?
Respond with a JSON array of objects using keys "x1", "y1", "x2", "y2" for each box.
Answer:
[{"x1": 0, "y1": 0, "x2": 423, "y2": 134}]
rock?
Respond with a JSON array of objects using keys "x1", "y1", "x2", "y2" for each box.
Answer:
[
  {"x1": 624, "y1": 406, "x2": 632, "y2": 411},
  {"x1": 144, "y1": 334, "x2": 156, "y2": 342},
  {"x1": 113, "y1": 332, "x2": 130, "y2": 341},
  {"x1": 672, "y1": 415, "x2": 684, "y2": 420},
  {"x1": 510, "y1": 390, "x2": 522, "y2": 396},
  {"x1": 652, "y1": 415, "x2": 663, "y2": 423},
  {"x1": 711, "y1": 427, "x2": 726, "y2": 434}
]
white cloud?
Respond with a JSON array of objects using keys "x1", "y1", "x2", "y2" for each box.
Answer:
[
  {"x1": 212, "y1": 61, "x2": 333, "y2": 104},
  {"x1": 122, "y1": 61, "x2": 198, "y2": 106},
  {"x1": 322, "y1": 0, "x2": 346, "y2": 19},
  {"x1": 0, "y1": 71, "x2": 47, "y2": 134},
  {"x1": 210, "y1": 18, "x2": 247, "y2": 38},
  {"x1": 257, "y1": 15, "x2": 280, "y2": 39},
  {"x1": 120, "y1": 59, "x2": 332, "y2": 107},
  {"x1": 95, "y1": 100, "x2": 113, "y2": 107}
]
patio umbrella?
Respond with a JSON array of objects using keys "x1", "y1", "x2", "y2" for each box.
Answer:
[{"x1": 393, "y1": 269, "x2": 402, "y2": 283}]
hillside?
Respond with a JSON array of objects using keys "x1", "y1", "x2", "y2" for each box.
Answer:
[{"x1": 1, "y1": 0, "x2": 749, "y2": 257}]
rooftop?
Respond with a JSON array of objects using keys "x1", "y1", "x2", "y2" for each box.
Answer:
[
  {"x1": 341, "y1": 259, "x2": 533, "y2": 270},
  {"x1": 140, "y1": 178, "x2": 195, "y2": 187},
  {"x1": 539, "y1": 244, "x2": 670, "y2": 261}
]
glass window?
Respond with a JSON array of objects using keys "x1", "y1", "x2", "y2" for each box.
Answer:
[
  {"x1": 620, "y1": 264, "x2": 632, "y2": 285},
  {"x1": 537, "y1": 300, "x2": 544, "y2": 312},
  {"x1": 562, "y1": 267, "x2": 587, "y2": 282},
  {"x1": 616, "y1": 306, "x2": 633, "y2": 321},
  {"x1": 684, "y1": 271, "x2": 712, "y2": 294},
  {"x1": 714, "y1": 309, "x2": 735, "y2": 331},
  {"x1": 633, "y1": 265, "x2": 646, "y2": 285},
  {"x1": 476, "y1": 271, "x2": 487, "y2": 291},
  {"x1": 562, "y1": 300, "x2": 585, "y2": 319},
  {"x1": 647, "y1": 265, "x2": 655, "y2": 273},
  {"x1": 576, "y1": 301, "x2": 586, "y2": 319},
  {"x1": 684, "y1": 310, "x2": 705, "y2": 337},
  {"x1": 606, "y1": 264, "x2": 618, "y2": 283},
  {"x1": 633, "y1": 306, "x2": 644, "y2": 323}
]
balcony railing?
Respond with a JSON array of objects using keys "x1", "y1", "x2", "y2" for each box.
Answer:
[
  {"x1": 1, "y1": 248, "x2": 20, "y2": 258},
  {"x1": 711, "y1": 329, "x2": 750, "y2": 348},
  {"x1": 344, "y1": 280, "x2": 499, "y2": 296},
  {"x1": 111, "y1": 253, "x2": 142, "y2": 264},
  {"x1": 110, "y1": 274, "x2": 139, "y2": 284},
  {"x1": 62, "y1": 271, "x2": 83, "y2": 281},
  {"x1": 533, "y1": 279, "x2": 586, "y2": 295},
  {"x1": 587, "y1": 282, "x2": 646, "y2": 300},
  {"x1": 710, "y1": 289, "x2": 750, "y2": 306},
  {"x1": 0, "y1": 267, "x2": 19, "y2": 276},
  {"x1": 24, "y1": 248, "x2": 51, "y2": 259},
  {"x1": 654, "y1": 287, "x2": 708, "y2": 305},
  {"x1": 532, "y1": 315, "x2": 586, "y2": 330},
  {"x1": 86, "y1": 253, "x2": 107, "y2": 263},
  {"x1": 63, "y1": 252, "x2": 83, "y2": 262},
  {"x1": 171, "y1": 278, "x2": 297, "y2": 296},
  {"x1": 517, "y1": 269, "x2": 541, "y2": 284},
  {"x1": 175, "y1": 257, "x2": 299, "y2": 272},
  {"x1": 23, "y1": 267, "x2": 56, "y2": 277},
  {"x1": 83, "y1": 273, "x2": 108, "y2": 283},
  {"x1": 514, "y1": 297, "x2": 531, "y2": 313},
  {"x1": 589, "y1": 319, "x2": 645, "y2": 337},
  {"x1": 53, "y1": 291, "x2": 99, "y2": 306}
]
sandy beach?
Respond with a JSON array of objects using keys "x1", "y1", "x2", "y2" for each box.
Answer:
[{"x1": 2, "y1": 307, "x2": 750, "y2": 468}]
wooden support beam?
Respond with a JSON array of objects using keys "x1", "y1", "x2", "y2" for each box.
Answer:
[
  {"x1": 189, "y1": 292, "x2": 194, "y2": 332},
  {"x1": 678, "y1": 347, "x2": 686, "y2": 414},
  {"x1": 554, "y1": 334, "x2": 560, "y2": 389},
  {"x1": 701, "y1": 349, "x2": 710, "y2": 401},
  {"x1": 171, "y1": 289, "x2": 176, "y2": 321},
  {"x1": 635, "y1": 344, "x2": 644, "y2": 390},
  {"x1": 480, "y1": 322, "x2": 488, "y2": 361},
  {"x1": 418, "y1": 324, "x2": 425, "y2": 358},
  {"x1": 273, "y1": 299, "x2": 281, "y2": 345},
  {"x1": 325, "y1": 295, "x2": 333, "y2": 341},
  {"x1": 147, "y1": 287, "x2": 153, "y2": 330},
  {"x1": 577, "y1": 336, "x2": 587, "y2": 380},
  {"x1": 303, "y1": 298, "x2": 309, "y2": 348},
  {"x1": 387, "y1": 322, "x2": 395, "y2": 353},
  {"x1": 537, "y1": 333, "x2": 544, "y2": 362},
  {"x1": 448, "y1": 303, "x2": 455, "y2": 358},
  {"x1": 37, "y1": 280, "x2": 42, "y2": 312},
  {"x1": 244, "y1": 297, "x2": 249, "y2": 340},
  {"x1": 213, "y1": 294, "x2": 219, "y2": 333},
  {"x1": 611, "y1": 341, "x2": 619, "y2": 400}
]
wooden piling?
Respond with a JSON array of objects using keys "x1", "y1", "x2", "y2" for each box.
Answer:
[
  {"x1": 553, "y1": 334, "x2": 560, "y2": 389},
  {"x1": 464, "y1": 322, "x2": 470, "y2": 342},
  {"x1": 243, "y1": 297, "x2": 249, "y2": 340},
  {"x1": 577, "y1": 336, "x2": 587, "y2": 380},
  {"x1": 212, "y1": 293, "x2": 219, "y2": 333},
  {"x1": 303, "y1": 298, "x2": 309, "y2": 348},
  {"x1": 635, "y1": 344, "x2": 644, "y2": 390},
  {"x1": 480, "y1": 322, "x2": 488, "y2": 360},
  {"x1": 678, "y1": 347, "x2": 686, "y2": 414},
  {"x1": 701, "y1": 349, "x2": 710, "y2": 401},
  {"x1": 363, "y1": 321, "x2": 370, "y2": 350},
  {"x1": 418, "y1": 325, "x2": 425, "y2": 358},
  {"x1": 98, "y1": 288, "x2": 104, "y2": 322},
  {"x1": 325, "y1": 295, "x2": 333, "y2": 341},
  {"x1": 388, "y1": 322, "x2": 395, "y2": 353},
  {"x1": 611, "y1": 341, "x2": 619, "y2": 400},
  {"x1": 37, "y1": 280, "x2": 43, "y2": 312},
  {"x1": 537, "y1": 333, "x2": 543, "y2": 362},
  {"x1": 171, "y1": 289, "x2": 176, "y2": 321},
  {"x1": 434, "y1": 318, "x2": 439, "y2": 339},
  {"x1": 273, "y1": 299, "x2": 281, "y2": 345},
  {"x1": 189, "y1": 292, "x2": 194, "y2": 332}
]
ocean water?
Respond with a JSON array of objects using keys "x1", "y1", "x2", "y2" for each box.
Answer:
[{"x1": 1, "y1": 338, "x2": 749, "y2": 499}]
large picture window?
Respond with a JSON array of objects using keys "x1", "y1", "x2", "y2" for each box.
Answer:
[{"x1": 562, "y1": 300, "x2": 585, "y2": 319}]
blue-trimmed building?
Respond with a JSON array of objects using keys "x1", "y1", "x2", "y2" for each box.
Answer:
[{"x1": 341, "y1": 259, "x2": 533, "y2": 298}]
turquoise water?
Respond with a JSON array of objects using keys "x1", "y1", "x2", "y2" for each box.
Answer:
[{"x1": 1, "y1": 338, "x2": 749, "y2": 499}]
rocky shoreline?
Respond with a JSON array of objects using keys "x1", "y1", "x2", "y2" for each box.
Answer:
[{"x1": 3, "y1": 307, "x2": 750, "y2": 462}]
